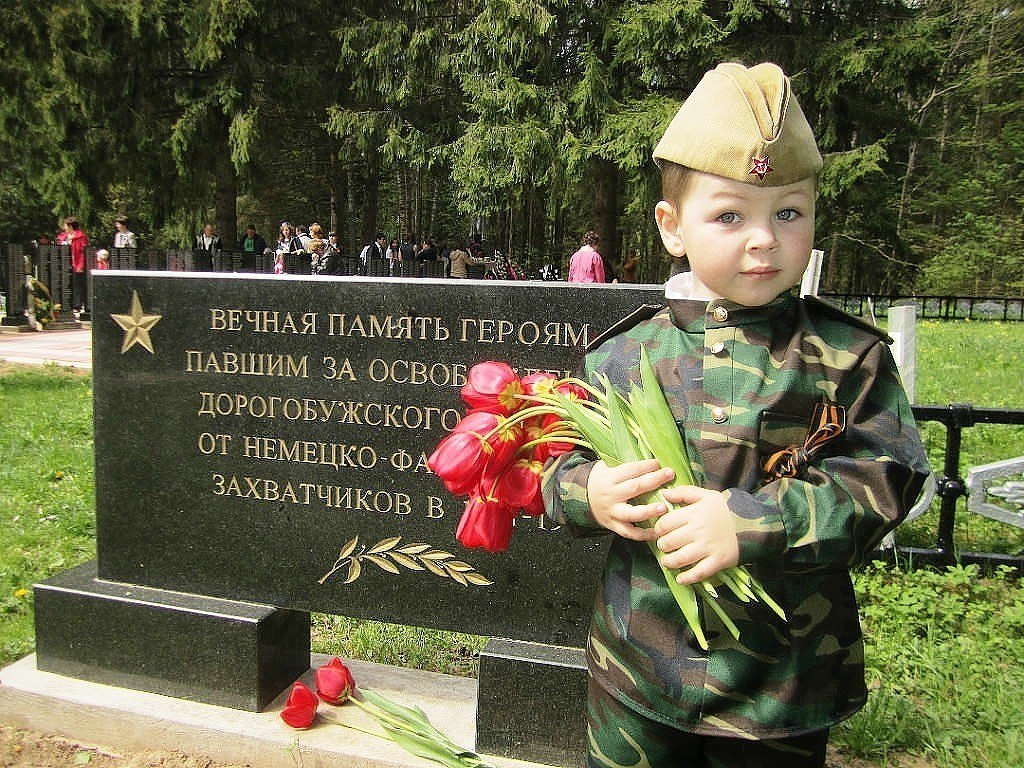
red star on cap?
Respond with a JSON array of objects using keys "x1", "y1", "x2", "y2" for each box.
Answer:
[{"x1": 749, "y1": 156, "x2": 773, "y2": 181}]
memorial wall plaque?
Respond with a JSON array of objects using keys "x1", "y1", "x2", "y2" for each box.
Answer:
[{"x1": 92, "y1": 272, "x2": 665, "y2": 647}]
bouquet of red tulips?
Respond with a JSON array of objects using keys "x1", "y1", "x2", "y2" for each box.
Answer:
[{"x1": 428, "y1": 349, "x2": 784, "y2": 649}]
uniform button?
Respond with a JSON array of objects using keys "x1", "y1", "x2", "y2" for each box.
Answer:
[
  {"x1": 712, "y1": 306, "x2": 729, "y2": 322},
  {"x1": 709, "y1": 341, "x2": 726, "y2": 355},
  {"x1": 711, "y1": 406, "x2": 728, "y2": 423}
]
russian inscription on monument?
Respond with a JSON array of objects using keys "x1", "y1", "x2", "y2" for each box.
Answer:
[
  {"x1": 92, "y1": 273, "x2": 663, "y2": 645},
  {"x1": 37, "y1": 272, "x2": 665, "y2": 765}
]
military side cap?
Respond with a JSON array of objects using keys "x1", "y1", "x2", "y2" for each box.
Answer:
[{"x1": 653, "y1": 62, "x2": 822, "y2": 186}]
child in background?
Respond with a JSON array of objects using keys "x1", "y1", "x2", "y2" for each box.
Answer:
[
  {"x1": 94, "y1": 248, "x2": 110, "y2": 270},
  {"x1": 543, "y1": 62, "x2": 930, "y2": 768}
]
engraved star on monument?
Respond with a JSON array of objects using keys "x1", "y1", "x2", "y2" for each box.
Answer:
[{"x1": 111, "y1": 290, "x2": 162, "y2": 354}]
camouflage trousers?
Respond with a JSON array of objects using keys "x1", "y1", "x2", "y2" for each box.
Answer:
[{"x1": 587, "y1": 679, "x2": 829, "y2": 768}]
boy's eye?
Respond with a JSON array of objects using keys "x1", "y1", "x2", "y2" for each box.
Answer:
[
  {"x1": 776, "y1": 208, "x2": 800, "y2": 222},
  {"x1": 717, "y1": 212, "x2": 739, "y2": 224}
]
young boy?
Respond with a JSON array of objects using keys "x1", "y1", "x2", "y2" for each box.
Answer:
[{"x1": 543, "y1": 62, "x2": 930, "y2": 768}]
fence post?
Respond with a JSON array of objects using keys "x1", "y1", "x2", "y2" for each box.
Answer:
[
  {"x1": 800, "y1": 249, "x2": 824, "y2": 297},
  {"x1": 888, "y1": 303, "x2": 917, "y2": 403}
]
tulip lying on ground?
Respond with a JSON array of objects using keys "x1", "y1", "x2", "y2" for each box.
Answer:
[{"x1": 281, "y1": 657, "x2": 493, "y2": 768}]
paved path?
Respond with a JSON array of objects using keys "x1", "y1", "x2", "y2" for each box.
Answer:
[{"x1": 0, "y1": 326, "x2": 92, "y2": 369}]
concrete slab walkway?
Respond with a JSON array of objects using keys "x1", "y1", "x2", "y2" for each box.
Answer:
[
  {"x1": 0, "y1": 326, "x2": 92, "y2": 369},
  {"x1": 0, "y1": 653, "x2": 536, "y2": 768}
]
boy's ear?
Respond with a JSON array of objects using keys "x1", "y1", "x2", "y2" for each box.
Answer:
[{"x1": 655, "y1": 200, "x2": 686, "y2": 257}]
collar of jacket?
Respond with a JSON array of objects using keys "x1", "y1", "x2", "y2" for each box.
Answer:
[{"x1": 667, "y1": 292, "x2": 793, "y2": 332}]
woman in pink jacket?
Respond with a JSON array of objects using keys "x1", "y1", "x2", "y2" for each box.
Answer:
[{"x1": 567, "y1": 230, "x2": 606, "y2": 283}]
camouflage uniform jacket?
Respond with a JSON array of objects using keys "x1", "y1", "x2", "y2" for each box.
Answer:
[{"x1": 543, "y1": 292, "x2": 930, "y2": 739}]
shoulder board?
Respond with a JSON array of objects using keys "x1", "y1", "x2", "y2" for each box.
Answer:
[
  {"x1": 802, "y1": 296, "x2": 893, "y2": 344},
  {"x1": 584, "y1": 302, "x2": 665, "y2": 354}
]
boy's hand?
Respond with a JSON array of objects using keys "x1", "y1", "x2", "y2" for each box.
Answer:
[
  {"x1": 654, "y1": 486, "x2": 739, "y2": 584},
  {"x1": 586, "y1": 459, "x2": 672, "y2": 542}
]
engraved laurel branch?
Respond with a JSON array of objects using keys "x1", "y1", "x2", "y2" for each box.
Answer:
[{"x1": 319, "y1": 535, "x2": 494, "y2": 587}]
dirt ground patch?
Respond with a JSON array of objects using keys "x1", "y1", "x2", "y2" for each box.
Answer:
[
  {"x1": 0, "y1": 727, "x2": 253, "y2": 768},
  {"x1": 1, "y1": 725, "x2": 933, "y2": 768}
]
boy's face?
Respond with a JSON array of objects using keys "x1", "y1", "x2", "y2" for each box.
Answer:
[{"x1": 656, "y1": 172, "x2": 815, "y2": 307}]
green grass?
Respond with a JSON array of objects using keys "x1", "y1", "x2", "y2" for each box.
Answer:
[
  {"x1": 897, "y1": 320, "x2": 1024, "y2": 555},
  {"x1": 3, "y1": 320, "x2": 1024, "y2": 767},
  {"x1": 0, "y1": 365, "x2": 95, "y2": 663},
  {"x1": 836, "y1": 564, "x2": 1024, "y2": 767}
]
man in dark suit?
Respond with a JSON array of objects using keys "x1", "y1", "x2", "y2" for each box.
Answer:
[{"x1": 193, "y1": 223, "x2": 222, "y2": 271}]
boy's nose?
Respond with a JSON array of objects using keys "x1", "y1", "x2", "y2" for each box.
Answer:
[{"x1": 746, "y1": 220, "x2": 779, "y2": 252}]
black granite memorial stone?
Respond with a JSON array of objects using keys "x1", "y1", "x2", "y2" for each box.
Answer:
[
  {"x1": 35, "y1": 561, "x2": 309, "y2": 710},
  {"x1": 35, "y1": 271, "x2": 667, "y2": 766},
  {"x1": 89, "y1": 272, "x2": 664, "y2": 647}
]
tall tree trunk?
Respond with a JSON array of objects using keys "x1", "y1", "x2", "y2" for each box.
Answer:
[
  {"x1": 398, "y1": 163, "x2": 414, "y2": 240},
  {"x1": 361, "y1": 151, "x2": 380, "y2": 246},
  {"x1": 346, "y1": 166, "x2": 357, "y2": 255},
  {"x1": 593, "y1": 158, "x2": 619, "y2": 274},
  {"x1": 213, "y1": 116, "x2": 237, "y2": 249},
  {"x1": 328, "y1": 151, "x2": 340, "y2": 235},
  {"x1": 824, "y1": 232, "x2": 841, "y2": 293}
]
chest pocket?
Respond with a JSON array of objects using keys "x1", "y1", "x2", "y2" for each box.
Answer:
[{"x1": 758, "y1": 403, "x2": 847, "y2": 482}]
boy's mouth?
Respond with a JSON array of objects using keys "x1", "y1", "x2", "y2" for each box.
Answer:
[{"x1": 742, "y1": 267, "x2": 781, "y2": 278}]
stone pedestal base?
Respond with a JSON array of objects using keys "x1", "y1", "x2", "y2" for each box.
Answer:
[
  {"x1": 476, "y1": 637, "x2": 588, "y2": 768},
  {"x1": 34, "y1": 561, "x2": 309, "y2": 711}
]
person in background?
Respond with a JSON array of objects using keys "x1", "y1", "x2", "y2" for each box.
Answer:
[
  {"x1": 359, "y1": 232, "x2": 388, "y2": 271},
  {"x1": 448, "y1": 246, "x2": 495, "y2": 279},
  {"x1": 297, "y1": 224, "x2": 312, "y2": 252},
  {"x1": 193, "y1": 223, "x2": 221, "y2": 271},
  {"x1": 567, "y1": 230, "x2": 606, "y2": 283},
  {"x1": 241, "y1": 223, "x2": 268, "y2": 272},
  {"x1": 326, "y1": 231, "x2": 344, "y2": 259},
  {"x1": 415, "y1": 237, "x2": 437, "y2": 262},
  {"x1": 94, "y1": 248, "x2": 111, "y2": 270},
  {"x1": 385, "y1": 237, "x2": 403, "y2": 275},
  {"x1": 113, "y1": 216, "x2": 137, "y2": 249},
  {"x1": 620, "y1": 251, "x2": 641, "y2": 283},
  {"x1": 276, "y1": 221, "x2": 303, "y2": 253},
  {"x1": 63, "y1": 216, "x2": 90, "y2": 314},
  {"x1": 308, "y1": 224, "x2": 338, "y2": 275},
  {"x1": 400, "y1": 235, "x2": 416, "y2": 265},
  {"x1": 308, "y1": 235, "x2": 328, "y2": 274}
]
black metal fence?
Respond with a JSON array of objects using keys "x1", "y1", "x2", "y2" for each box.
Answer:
[
  {"x1": 822, "y1": 293, "x2": 1024, "y2": 321},
  {"x1": 0, "y1": 245, "x2": 492, "y2": 324},
  {"x1": 884, "y1": 404, "x2": 1024, "y2": 572}
]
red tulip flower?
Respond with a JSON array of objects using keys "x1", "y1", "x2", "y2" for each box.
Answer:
[
  {"x1": 280, "y1": 681, "x2": 319, "y2": 729},
  {"x1": 495, "y1": 458, "x2": 543, "y2": 508},
  {"x1": 427, "y1": 411, "x2": 497, "y2": 493},
  {"x1": 462, "y1": 361, "x2": 523, "y2": 415},
  {"x1": 315, "y1": 657, "x2": 356, "y2": 705},
  {"x1": 556, "y1": 381, "x2": 589, "y2": 402},
  {"x1": 481, "y1": 417, "x2": 525, "y2": 482},
  {"x1": 533, "y1": 413, "x2": 574, "y2": 463},
  {"x1": 521, "y1": 372, "x2": 559, "y2": 397},
  {"x1": 456, "y1": 495, "x2": 515, "y2": 552},
  {"x1": 522, "y1": 486, "x2": 545, "y2": 517}
]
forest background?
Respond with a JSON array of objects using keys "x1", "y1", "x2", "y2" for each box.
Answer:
[{"x1": 0, "y1": 0, "x2": 1021, "y2": 294}]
